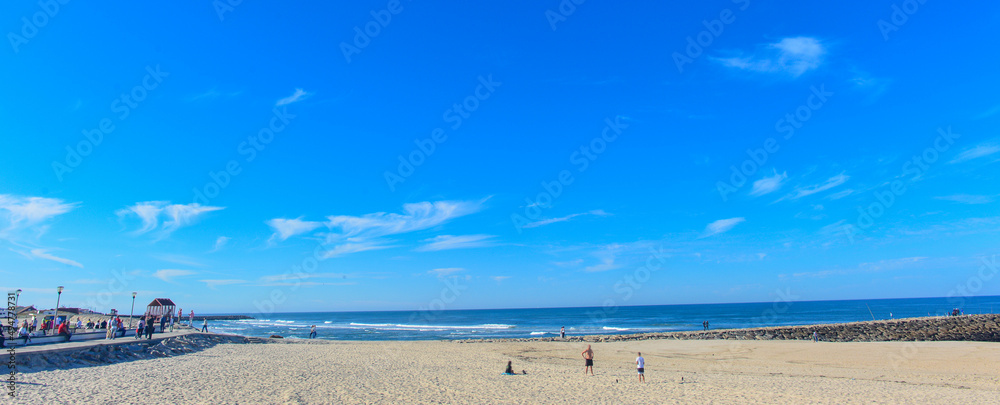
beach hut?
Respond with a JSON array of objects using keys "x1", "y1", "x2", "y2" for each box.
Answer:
[{"x1": 145, "y1": 298, "x2": 177, "y2": 318}]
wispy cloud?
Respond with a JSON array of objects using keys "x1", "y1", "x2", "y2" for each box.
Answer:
[
  {"x1": 749, "y1": 170, "x2": 788, "y2": 197},
  {"x1": 700, "y1": 217, "x2": 745, "y2": 238},
  {"x1": 415, "y1": 234, "x2": 496, "y2": 252},
  {"x1": 320, "y1": 199, "x2": 486, "y2": 258},
  {"x1": 211, "y1": 236, "x2": 230, "y2": 252},
  {"x1": 30, "y1": 248, "x2": 83, "y2": 267},
  {"x1": 266, "y1": 217, "x2": 323, "y2": 244},
  {"x1": 950, "y1": 144, "x2": 1000, "y2": 163},
  {"x1": 0, "y1": 194, "x2": 77, "y2": 239},
  {"x1": 117, "y1": 201, "x2": 224, "y2": 240},
  {"x1": 715, "y1": 37, "x2": 825, "y2": 77},
  {"x1": 275, "y1": 88, "x2": 311, "y2": 106},
  {"x1": 785, "y1": 173, "x2": 849, "y2": 200},
  {"x1": 521, "y1": 209, "x2": 610, "y2": 229},
  {"x1": 200, "y1": 279, "x2": 247, "y2": 290},
  {"x1": 491, "y1": 276, "x2": 510, "y2": 282},
  {"x1": 152, "y1": 269, "x2": 196, "y2": 282},
  {"x1": 935, "y1": 194, "x2": 996, "y2": 205},
  {"x1": 974, "y1": 105, "x2": 1000, "y2": 120},
  {"x1": 428, "y1": 268, "x2": 464, "y2": 277}
]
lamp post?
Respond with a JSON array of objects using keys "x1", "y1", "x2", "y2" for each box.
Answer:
[
  {"x1": 129, "y1": 292, "x2": 137, "y2": 328},
  {"x1": 53, "y1": 286, "x2": 64, "y2": 334},
  {"x1": 14, "y1": 289, "x2": 21, "y2": 329}
]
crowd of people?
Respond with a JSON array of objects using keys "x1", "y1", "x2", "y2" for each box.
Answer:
[{"x1": 0, "y1": 312, "x2": 192, "y2": 347}]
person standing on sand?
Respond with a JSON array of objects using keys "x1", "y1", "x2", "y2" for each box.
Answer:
[
  {"x1": 201, "y1": 319, "x2": 208, "y2": 333},
  {"x1": 582, "y1": 345, "x2": 595, "y2": 375},
  {"x1": 309, "y1": 325, "x2": 317, "y2": 339},
  {"x1": 560, "y1": 326, "x2": 565, "y2": 339},
  {"x1": 636, "y1": 352, "x2": 645, "y2": 382}
]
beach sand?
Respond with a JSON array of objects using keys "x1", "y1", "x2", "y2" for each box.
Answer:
[{"x1": 16, "y1": 338, "x2": 1000, "y2": 404}]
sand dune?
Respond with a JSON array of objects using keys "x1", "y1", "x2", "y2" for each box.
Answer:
[{"x1": 16, "y1": 339, "x2": 1000, "y2": 404}]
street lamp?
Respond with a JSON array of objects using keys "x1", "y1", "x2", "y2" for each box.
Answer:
[
  {"x1": 13, "y1": 289, "x2": 21, "y2": 329},
  {"x1": 53, "y1": 286, "x2": 64, "y2": 334},
  {"x1": 129, "y1": 292, "x2": 137, "y2": 328}
]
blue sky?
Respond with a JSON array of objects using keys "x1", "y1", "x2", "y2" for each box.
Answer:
[{"x1": 1, "y1": 1, "x2": 999, "y2": 314}]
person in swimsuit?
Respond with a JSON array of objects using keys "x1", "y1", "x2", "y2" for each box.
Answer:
[{"x1": 582, "y1": 345, "x2": 594, "y2": 375}]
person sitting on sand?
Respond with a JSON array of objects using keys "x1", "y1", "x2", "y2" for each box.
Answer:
[
  {"x1": 504, "y1": 361, "x2": 515, "y2": 375},
  {"x1": 582, "y1": 345, "x2": 594, "y2": 375}
]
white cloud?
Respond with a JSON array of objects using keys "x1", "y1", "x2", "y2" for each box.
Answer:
[
  {"x1": 749, "y1": 170, "x2": 788, "y2": 197},
  {"x1": 700, "y1": 217, "x2": 745, "y2": 238},
  {"x1": 211, "y1": 236, "x2": 230, "y2": 252},
  {"x1": 786, "y1": 173, "x2": 849, "y2": 200},
  {"x1": 152, "y1": 269, "x2": 196, "y2": 282},
  {"x1": 935, "y1": 195, "x2": 996, "y2": 205},
  {"x1": 30, "y1": 248, "x2": 83, "y2": 268},
  {"x1": 266, "y1": 217, "x2": 323, "y2": 243},
  {"x1": 491, "y1": 276, "x2": 510, "y2": 282},
  {"x1": 320, "y1": 199, "x2": 485, "y2": 257},
  {"x1": 415, "y1": 234, "x2": 495, "y2": 252},
  {"x1": 117, "y1": 201, "x2": 224, "y2": 239},
  {"x1": 428, "y1": 268, "x2": 464, "y2": 277},
  {"x1": 275, "y1": 88, "x2": 311, "y2": 106},
  {"x1": 259, "y1": 272, "x2": 349, "y2": 283},
  {"x1": 521, "y1": 209, "x2": 610, "y2": 229},
  {"x1": 200, "y1": 279, "x2": 247, "y2": 290},
  {"x1": 826, "y1": 189, "x2": 855, "y2": 200},
  {"x1": 950, "y1": 144, "x2": 1000, "y2": 163},
  {"x1": 321, "y1": 240, "x2": 393, "y2": 258},
  {"x1": 716, "y1": 37, "x2": 825, "y2": 77},
  {"x1": 0, "y1": 194, "x2": 77, "y2": 238}
]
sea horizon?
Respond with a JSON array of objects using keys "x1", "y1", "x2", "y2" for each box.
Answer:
[{"x1": 198, "y1": 295, "x2": 1000, "y2": 341}]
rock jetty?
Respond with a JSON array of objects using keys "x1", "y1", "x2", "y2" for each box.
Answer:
[
  {"x1": 17, "y1": 334, "x2": 269, "y2": 372},
  {"x1": 457, "y1": 314, "x2": 1000, "y2": 344}
]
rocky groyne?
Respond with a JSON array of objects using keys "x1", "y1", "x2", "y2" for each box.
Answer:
[
  {"x1": 16, "y1": 333, "x2": 271, "y2": 372},
  {"x1": 458, "y1": 314, "x2": 1000, "y2": 344}
]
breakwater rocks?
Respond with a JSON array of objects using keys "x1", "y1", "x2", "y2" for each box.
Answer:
[
  {"x1": 459, "y1": 315, "x2": 1000, "y2": 344},
  {"x1": 17, "y1": 334, "x2": 269, "y2": 372}
]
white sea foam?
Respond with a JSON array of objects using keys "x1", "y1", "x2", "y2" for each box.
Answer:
[
  {"x1": 602, "y1": 326, "x2": 630, "y2": 331},
  {"x1": 349, "y1": 322, "x2": 515, "y2": 330}
]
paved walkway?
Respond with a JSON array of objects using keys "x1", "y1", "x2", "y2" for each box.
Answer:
[{"x1": 11, "y1": 328, "x2": 201, "y2": 355}]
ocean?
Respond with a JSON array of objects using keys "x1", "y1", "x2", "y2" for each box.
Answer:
[{"x1": 204, "y1": 295, "x2": 1000, "y2": 341}]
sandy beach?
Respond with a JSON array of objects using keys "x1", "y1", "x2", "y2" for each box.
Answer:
[{"x1": 15, "y1": 338, "x2": 1000, "y2": 404}]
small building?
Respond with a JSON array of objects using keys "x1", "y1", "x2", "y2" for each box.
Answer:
[{"x1": 145, "y1": 298, "x2": 177, "y2": 318}]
